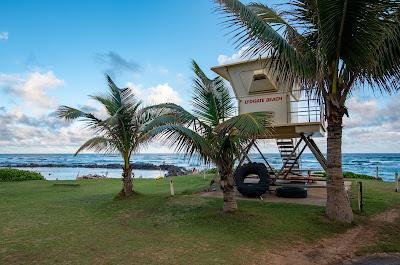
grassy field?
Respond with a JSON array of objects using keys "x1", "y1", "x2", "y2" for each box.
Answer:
[{"x1": 0, "y1": 174, "x2": 399, "y2": 265}]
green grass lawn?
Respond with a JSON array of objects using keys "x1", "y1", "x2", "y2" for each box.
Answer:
[
  {"x1": 350, "y1": 179, "x2": 400, "y2": 217},
  {"x1": 0, "y1": 174, "x2": 399, "y2": 265}
]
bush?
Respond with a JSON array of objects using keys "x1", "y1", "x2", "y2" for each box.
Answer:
[
  {"x1": 0, "y1": 168, "x2": 45, "y2": 182},
  {"x1": 311, "y1": 171, "x2": 382, "y2": 181},
  {"x1": 343, "y1": 171, "x2": 383, "y2": 181},
  {"x1": 201, "y1": 168, "x2": 217, "y2": 174}
]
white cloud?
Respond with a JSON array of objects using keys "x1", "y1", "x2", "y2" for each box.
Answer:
[
  {"x1": 0, "y1": 106, "x2": 91, "y2": 153},
  {"x1": 218, "y1": 46, "x2": 250, "y2": 65},
  {"x1": 0, "y1": 71, "x2": 64, "y2": 114},
  {"x1": 146, "y1": 83, "x2": 182, "y2": 105},
  {"x1": 126, "y1": 82, "x2": 182, "y2": 105},
  {"x1": 126, "y1": 82, "x2": 143, "y2": 98},
  {"x1": 0, "y1": 32, "x2": 8, "y2": 40}
]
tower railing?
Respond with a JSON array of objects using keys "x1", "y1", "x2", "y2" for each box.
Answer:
[{"x1": 287, "y1": 90, "x2": 324, "y2": 124}]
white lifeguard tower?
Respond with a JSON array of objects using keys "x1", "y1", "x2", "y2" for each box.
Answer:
[{"x1": 212, "y1": 58, "x2": 327, "y2": 178}]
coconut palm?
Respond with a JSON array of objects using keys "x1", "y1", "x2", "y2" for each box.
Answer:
[
  {"x1": 215, "y1": 0, "x2": 400, "y2": 222},
  {"x1": 146, "y1": 60, "x2": 271, "y2": 211},
  {"x1": 57, "y1": 75, "x2": 156, "y2": 197}
]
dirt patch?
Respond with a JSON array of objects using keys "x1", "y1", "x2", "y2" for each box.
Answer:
[
  {"x1": 201, "y1": 187, "x2": 327, "y2": 206},
  {"x1": 371, "y1": 208, "x2": 400, "y2": 223},
  {"x1": 200, "y1": 181, "x2": 352, "y2": 207},
  {"x1": 250, "y1": 208, "x2": 400, "y2": 265}
]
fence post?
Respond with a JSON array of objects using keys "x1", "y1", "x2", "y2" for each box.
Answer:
[
  {"x1": 395, "y1": 173, "x2": 399, "y2": 193},
  {"x1": 358, "y1": 181, "x2": 363, "y2": 212},
  {"x1": 170, "y1": 179, "x2": 175, "y2": 196}
]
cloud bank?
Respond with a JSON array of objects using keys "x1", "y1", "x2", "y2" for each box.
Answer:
[{"x1": 0, "y1": 71, "x2": 64, "y2": 115}]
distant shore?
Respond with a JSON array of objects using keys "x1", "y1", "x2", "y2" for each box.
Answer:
[
  {"x1": 0, "y1": 162, "x2": 189, "y2": 177},
  {"x1": 1, "y1": 153, "x2": 398, "y2": 181}
]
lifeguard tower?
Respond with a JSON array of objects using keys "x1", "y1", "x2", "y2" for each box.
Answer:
[{"x1": 212, "y1": 58, "x2": 328, "y2": 196}]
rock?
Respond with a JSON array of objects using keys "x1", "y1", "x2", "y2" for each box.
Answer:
[{"x1": 76, "y1": 174, "x2": 107, "y2": 180}]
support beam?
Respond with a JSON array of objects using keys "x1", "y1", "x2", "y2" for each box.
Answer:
[
  {"x1": 253, "y1": 142, "x2": 276, "y2": 177},
  {"x1": 283, "y1": 143, "x2": 307, "y2": 178},
  {"x1": 238, "y1": 140, "x2": 254, "y2": 166},
  {"x1": 300, "y1": 134, "x2": 327, "y2": 170}
]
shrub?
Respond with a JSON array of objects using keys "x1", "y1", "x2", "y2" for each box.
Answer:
[
  {"x1": 311, "y1": 171, "x2": 382, "y2": 181},
  {"x1": 201, "y1": 168, "x2": 217, "y2": 174},
  {"x1": 0, "y1": 168, "x2": 45, "y2": 182},
  {"x1": 343, "y1": 171, "x2": 383, "y2": 181}
]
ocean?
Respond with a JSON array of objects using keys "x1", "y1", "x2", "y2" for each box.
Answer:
[{"x1": 0, "y1": 153, "x2": 399, "y2": 181}]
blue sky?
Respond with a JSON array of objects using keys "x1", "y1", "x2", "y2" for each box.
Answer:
[{"x1": 0, "y1": 0, "x2": 399, "y2": 153}]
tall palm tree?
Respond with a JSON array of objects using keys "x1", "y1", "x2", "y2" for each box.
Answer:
[
  {"x1": 57, "y1": 75, "x2": 155, "y2": 197},
  {"x1": 146, "y1": 60, "x2": 271, "y2": 211},
  {"x1": 215, "y1": 0, "x2": 400, "y2": 222}
]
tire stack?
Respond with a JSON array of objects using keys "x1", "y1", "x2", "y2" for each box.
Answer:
[
  {"x1": 275, "y1": 186, "x2": 307, "y2": 198},
  {"x1": 234, "y1": 163, "x2": 270, "y2": 197}
]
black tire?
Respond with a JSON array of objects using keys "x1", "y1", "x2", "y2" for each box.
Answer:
[
  {"x1": 275, "y1": 186, "x2": 307, "y2": 198},
  {"x1": 234, "y1": 163, "x2": 270, "y2": 197}
]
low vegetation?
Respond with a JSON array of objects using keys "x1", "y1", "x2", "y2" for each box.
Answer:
[
  {"x1": 0, "y1": 168, "x2": 44, "y2": 182},
  {"x1": 313, "y1": 171, "x2": 383, "y2": 181},
  {"x1": 1, "y1": 174, "x2": 399, "y2": 264},
  {"x1": 344, "y1": 171, "x2": 383, "y2": 181}
]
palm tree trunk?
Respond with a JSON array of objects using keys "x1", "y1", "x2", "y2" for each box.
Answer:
[
  {"x1": 120, "y1": 154, "x2": 134, "y2": 197},
  {"x1": 325, "y1": 115, "x2": 353, "y2": 223},
  {"x1": 121, "y1": 165, "x2": 134, "y2": 197},
  {"x1": 218, "y1": 165, "x2": 237, "y2": 212}
]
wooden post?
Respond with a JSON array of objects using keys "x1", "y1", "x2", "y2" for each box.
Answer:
[
  {"x1": 169, "y1": 179, "x2": 175, "y2": 196},
  {"x1": 395, "y1": 173, "x2": 399, "y2": 193},
  {"x1": 358, "y1": 181, "x2": 363, "y2": 212}
]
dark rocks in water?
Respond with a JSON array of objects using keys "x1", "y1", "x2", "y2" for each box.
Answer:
[
  {"x1": 163, "y1": 165, "x2": 189, "y2": 177},
  {"x1": 0, "y1": 162, "x2": 189, "y2": 177},
  {"x1": 76, "y1": 174, "x2": 106, "y2": 180}
]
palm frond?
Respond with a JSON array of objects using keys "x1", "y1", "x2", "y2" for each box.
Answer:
[
  {"x1": 75, "y1": 136, "x2": 118, "y2": 156},
  {"x1": 216, "y1": 111, "x2": 272, "y2": 139},
  {"x1": 57, "y1": 106, "x2": 105, "y2": 131},
  {"x1": 215, "y1": 0, "x2": 314, "y2": 81},
  {"x1": 147, "y1": 124, "x2": 213, "y2": 163},
  {"x1": 57, "y1": 75, "x2": 152, "y2": 162},
  {"x1": 191, "y1": 60, "x2": 236, "y2": 126}
]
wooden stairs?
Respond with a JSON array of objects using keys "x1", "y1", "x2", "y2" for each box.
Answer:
[{"x1": 276, "y1": 139, "x2": 302, "y2": 177}]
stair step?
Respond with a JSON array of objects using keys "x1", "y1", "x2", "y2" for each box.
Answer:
[
  {"x1": 277, "y1": 144, "x2": 293, "y2": 148},
  {"x1": 277, "y1": 141, "x2": 293, "y2": 145}
]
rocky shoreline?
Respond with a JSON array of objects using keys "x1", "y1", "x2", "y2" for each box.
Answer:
[{"x1": 0, "y1": 163, "x2": 189, "y2": 177}]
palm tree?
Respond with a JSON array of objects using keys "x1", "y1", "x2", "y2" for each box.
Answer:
[
  {"x1": 146, "y1": 60, "x2": 271, "y2": 211},
  {"x1": 57, "y1": 75, "x2": 156, "y2": 197},
  {"x1": 215, "y1": 0, "x2": 400, "y2": 222}
]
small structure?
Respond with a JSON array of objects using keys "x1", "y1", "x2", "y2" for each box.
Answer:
[{"x1": 212, "y1": 58, "x2": 328, "y2": 195}]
